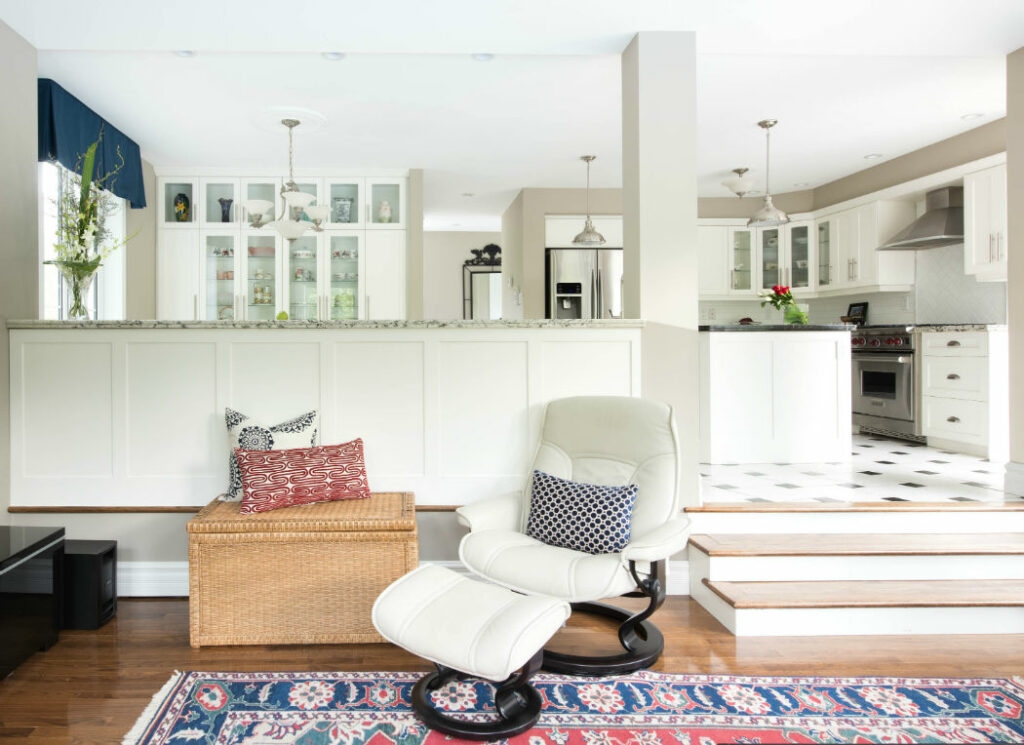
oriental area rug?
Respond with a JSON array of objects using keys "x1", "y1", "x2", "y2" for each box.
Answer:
[{"x1": 123, "y1": 670, "x2": 1024, "y2": 744}]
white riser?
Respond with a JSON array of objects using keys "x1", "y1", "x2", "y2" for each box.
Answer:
[
  {"x1": 689, "y1": 512, "x2": 1024, "y2": 534},
  {"x1": 692, "y1": 548, "x2": 1024, "y2": 582},
  {"x1": 689, "y1": 576, "x2": 1024, "y2": 636}
]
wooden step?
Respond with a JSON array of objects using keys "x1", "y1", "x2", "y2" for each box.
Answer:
[
  {"x1": 703, "y1": 578, "x2": 1024, "y2": 609},
  {"x1": 686, "y1": 501, "x2": 1024, "y2": 513},
  {"x1": 689, "y1": 533, "x2": 1024, "y2": 557}
]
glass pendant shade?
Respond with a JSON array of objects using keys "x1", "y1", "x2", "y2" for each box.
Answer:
[
  {"x1": 303, "y1": 204, "x2": 330, "y2": 222},
  {"x1": 572, "y1": 217, "x2": 606, "y2": 246},
  {"x1": 282, "y1": 189, "x2": 316, "y2": 208},
  {"x1": 269, "y1": 219, "x2": 310, "y2": 241},
  {"x1": 243, "y1": 199, "x2": 274, "y2": 217},
  {"x1": 721, "y1": 168, "x2": 755, "y2": 198}
]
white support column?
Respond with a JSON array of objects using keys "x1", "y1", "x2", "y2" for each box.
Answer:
[
  {"x1": 622, "y1": 32, "x2": 700, "y2": 504},
  {"x1": 1006, "y1": 47, "x2": 1024, "y2": 496}
]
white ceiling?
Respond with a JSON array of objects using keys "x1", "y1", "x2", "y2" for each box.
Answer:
[{"x1": 3, "y1": 0, "x2": 1019, "y2": 230}]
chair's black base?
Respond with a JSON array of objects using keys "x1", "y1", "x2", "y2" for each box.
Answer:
[
  {"x1": 541, "y1": 559, "x2": 667, "y2": 677},
  {"x1": 411, "y1": 651, "x2": 543, "y2": 740}
]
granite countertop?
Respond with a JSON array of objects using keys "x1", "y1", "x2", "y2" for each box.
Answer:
[
  {"x1": 699, "y1": 324, "x2": 853, "y2": 332},
  {"x1": 7, "y1": 319, "x2": 646, "y2": 330}
]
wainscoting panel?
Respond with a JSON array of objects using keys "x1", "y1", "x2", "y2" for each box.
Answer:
[
  {"x1": 125, "y1": 342, "x2": 219, "y2": 477},
  {"x1": 9, "y1": 326, "x2": 642, "y2": 507}
]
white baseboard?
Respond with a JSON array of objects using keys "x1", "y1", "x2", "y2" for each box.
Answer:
[
  {"x1": 117, "y1": 559, "x2": 690, "y2": 598},
  {"x1": 1006, "y1": 461, "x2": 1024, "y2": 497},
  {"x1": 119, "y1": 561, "x2": 189, "y2": 597}
]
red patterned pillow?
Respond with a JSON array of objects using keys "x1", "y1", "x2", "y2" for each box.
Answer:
[{"x1": 236, "y1": 439, "x2": 371, "y2": 515}]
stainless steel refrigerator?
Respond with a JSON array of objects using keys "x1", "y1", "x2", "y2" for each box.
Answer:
[{"x1": 546, "y1": 247, "x2": 624, "y2": 320}]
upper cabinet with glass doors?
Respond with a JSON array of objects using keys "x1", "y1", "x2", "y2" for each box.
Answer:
[
  {"x1": 816, "y1": 218, "x2": 834, "y2": 289},
  {"x1": 759, "y1": 228, "x2": 783, "y2": 291},
  {"x1": 365, "y1": 178, "x2": 406, "y2": 229},
  {"x1": 324, "y1": 179, "x2": 364, "y2": 228},
  {"x1": 159, "y1": 177, "x2": 199, "y2": 227},
  {"x1": 200, "y1": 178, "x2": 240, "y2": 225},
  {"x1": 727, "y1": 227, "x2": 754, "y2": 295},
  {"x1": 787, "y1": 222, "x2": 812, "y2": 291}
]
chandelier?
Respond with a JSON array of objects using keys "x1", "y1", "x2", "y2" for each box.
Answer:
[
  {"x1": 242, "y1": 119, "x2": 329, "y2": 240},
  {"x1": 572, "y1": 155, "x2": 606, "y2": 246}
]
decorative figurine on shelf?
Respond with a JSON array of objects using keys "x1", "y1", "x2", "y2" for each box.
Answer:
[
  {"x1": 218, "y1": 197, "x2": 233, "y2": 223},
  {"x1": 332, "y1": 196, "x2": 354, "y2": 223},
  {"x1": 174, "y1": 193, "x2": 190, "y2": 222},
  {"x1": 482, "y1": 243, "x2": 502, "y2": 265},
  {"x1": 466, "y1": 249, "x2": 484, "y2": 265},
  {"x1": 377, "y1": 200, "x2": 393, "y2": 223}
]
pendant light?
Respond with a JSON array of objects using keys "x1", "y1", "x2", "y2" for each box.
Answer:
[
  {"x1": 572, "y1": 155, "x2": 606, "y2": 246},
  {"x1": 747, "y1": 119, "x2": 790, "y2": 228},
  {"x1": 721, "y1": 167, "x2": 754, "y2": 198}
]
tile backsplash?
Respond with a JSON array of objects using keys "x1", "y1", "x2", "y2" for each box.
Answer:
[
  {"x1": 699, "y1": 243, "x2": 1006, "y2": 326},
  {"x1": 913, "y1": 242, "x2": 1006, "y2": 324}
]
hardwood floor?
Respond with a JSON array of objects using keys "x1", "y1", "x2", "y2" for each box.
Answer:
[{"x1": 2, "y1": 597, "x2": 1024, "y2": 743}]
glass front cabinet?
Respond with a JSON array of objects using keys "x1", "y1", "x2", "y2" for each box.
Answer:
[
  {"x1": 727, "y1": 227, "x2": 754, "y2": 295},
  {"x1": 787, "y1": 221, "x2": 813, "y2": 290},
  {"x1": 158, "y1": 175, "x2": 406, "y2": 321},
  {"x1": 759, "y1": 227, "x2": 782, "y2": 291},
  {"x1": 816, "y1": 218, "x2": 834, "y2": 289}
]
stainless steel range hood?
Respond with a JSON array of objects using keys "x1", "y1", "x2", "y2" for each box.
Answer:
[{"x1": 878, "y1": 186, "x2": 964, "y2": 250}]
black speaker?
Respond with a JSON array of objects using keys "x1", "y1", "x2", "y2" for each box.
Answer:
[{"x1": 62, "y1": 540, "x2": 117, "y2": 630}]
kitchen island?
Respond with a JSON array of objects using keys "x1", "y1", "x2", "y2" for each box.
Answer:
[
  {"x1": 699, "y1": 324, "x2": 852, "y2": 464},
  {"x1": 7, "y1": 319, "x2": 642, "y2": 509}
]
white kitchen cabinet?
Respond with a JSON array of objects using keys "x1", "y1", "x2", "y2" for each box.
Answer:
[
  {"x1": 198, "y1": 230, "x2": 240, "y2": 321},
  {"x1": 758, "y1": 226, "x2": 785, "y2": 291},
  {"x1": 921, "y1": 329, "x2": 1008, "y2": 461},
  {"x1": 365, "y1": 178, "x2": 407, "y2": 230},
  {"x1": 727, "y1": 227, "x2": 756, "y2": 295},
  {"x1": 364, "y1": 230, "x2": 407, "y2": 319},
  {"x1": 787, "y1": 222, "x2": 814, "y2": 290},
  {"x1": 696, "y1": 225, "x2": 729, "y2": 297},
  {"x1": 156, "y1": 172, "x2": 409, "y2": 321},
  {"x1": 964, "y1": 164, "x2": 1007, "y2": 281},
  {"x1": 157, "y1": 229, "x2": 199, "y2": 320},
  {"x1": 818, "y1": 201, "x2": 915, "y2": 292}
]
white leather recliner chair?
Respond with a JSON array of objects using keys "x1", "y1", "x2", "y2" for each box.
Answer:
[{"x1": 456, "y1": 395, "x2": 690, "y2": 675}]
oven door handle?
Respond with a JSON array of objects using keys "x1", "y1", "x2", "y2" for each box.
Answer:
[{"x1": 852, "y1": 354, "x2": 913, "y2": 364}]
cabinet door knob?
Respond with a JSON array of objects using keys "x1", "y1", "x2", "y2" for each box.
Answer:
[
  {"x1": 946, "y1": 373, "x2": 960, "y2": 380},
  {"x1": 946, "y1": 340, "x2": 961, "y2": 347},
  {"x1": 946, "y1": 416, "x2": 960, "y2": 423}
]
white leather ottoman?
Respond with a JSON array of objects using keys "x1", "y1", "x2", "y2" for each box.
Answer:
[{"x1": 372, "y1": 564, "x2": 570, "y2": 740}]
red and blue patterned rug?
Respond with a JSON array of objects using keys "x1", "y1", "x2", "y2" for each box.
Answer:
[{"x1": 124, "y1": 670, "x2": 1024, "y2": 744}]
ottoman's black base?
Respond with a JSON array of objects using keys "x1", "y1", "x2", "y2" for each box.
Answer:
[{"x1": 411, "y1": 650, "x2": 543, "y2": 740}]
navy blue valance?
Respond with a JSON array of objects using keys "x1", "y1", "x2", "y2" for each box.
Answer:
[{"x1": 38, "y1": 78, "x2": 147, "y2": 209}]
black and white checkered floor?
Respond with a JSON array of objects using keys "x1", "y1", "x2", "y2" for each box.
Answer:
[{"x1": 700, "y1": 433, "x2": 1020, "y2": 503}]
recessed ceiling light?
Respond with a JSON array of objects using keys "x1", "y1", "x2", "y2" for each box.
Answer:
[
  {"x1": 864, "y1": 153, "x2": 883, "y2": 161},
  {"x1": 793, "y1": 182, "x2": 810, "y2": 188},
  {"x1": 461, "y1": 192, "x2": 475, "y2": 197},
  {"x1": 961, "y1": 112, "x2": 984, "y2": 120},
  {"x1": 452, "y1": 222, "x2": 462, "y2": 227},
  {"x1": 173, "y1": 50, "x2": 196, "y2": 58},
  {"x1": 471, "y1": 53, "x2": 494, "y2": 62},
  {"x1": 322, "y1": 52, "x2": 345, "y2": 61}
]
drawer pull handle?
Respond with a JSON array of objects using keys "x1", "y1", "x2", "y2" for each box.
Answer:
[
  {"x1": 946, "y1": 373, "x2": 960, "y2": 380},
  {"x1": 946, "y1": 340, "x2": 961, "y2": 347},
  {"x1": 947, "y1": 416, "x2": 960, "y2": 424}
]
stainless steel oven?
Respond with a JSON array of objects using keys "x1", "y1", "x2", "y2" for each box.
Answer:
[{"x1": 851, "y1": 326, "x2": 923, "y2": 441}]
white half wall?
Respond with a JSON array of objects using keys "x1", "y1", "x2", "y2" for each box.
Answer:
[{"x1": 9, "y1": 324, "x2": 642, "y2": 508}]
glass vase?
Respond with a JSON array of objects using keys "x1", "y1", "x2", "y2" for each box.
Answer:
[
  {"x1": 52, "y1": 259, "x2": 100, "y2": 320},
  {"x1": 784, "y1": 303, "x2": 810, "y2": 325}
]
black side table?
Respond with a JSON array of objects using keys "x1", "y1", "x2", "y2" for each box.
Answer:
[
  {"x1": 0, "y1": 526, "x2": 64, "y2": 678},
  {"x1": 63, "y1": 540, "x2": 117, "y2": 630}
]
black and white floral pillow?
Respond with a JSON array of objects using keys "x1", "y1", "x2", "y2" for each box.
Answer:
[
  {"x1": 222, "y1": 408, "x2": 319, "y2": 500},
  {"x1": 525, "y1": 470, "x2": 638, "y2": 555}
]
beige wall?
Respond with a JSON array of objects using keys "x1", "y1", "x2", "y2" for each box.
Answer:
[
  {"x1": 0, "y1": 20, "x2": 38, "y2": 524},
  {"x1": 406, "y1": 168, "x2": 425, "y2": 320},
  {"x1": 1007, "y1": 51, "x2": 1024, "y2": 478},
  {"x1": 813, "y1": 119, "x2": 1006, "y2": 210},
  {"x1": 698, "y1": 192, "x2": 814, "y2": 218},
  {"x1": 423, "y1": 231, "x2": 501, "y2": 320},
  {"x1": 125, "y1": 158, "x2": 156, "y2": 319},
  {"x1": 500, "y1": 190, "x2": 524, "y2": 320}
]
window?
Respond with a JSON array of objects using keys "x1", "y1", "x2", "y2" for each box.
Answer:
[{"x1": 38, "y1": 162, "x2": 126, "y2": 320}]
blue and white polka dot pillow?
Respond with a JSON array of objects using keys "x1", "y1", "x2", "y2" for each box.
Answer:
[{"x1": 525, "y1": 470, "x2": 638, "y2": 555}]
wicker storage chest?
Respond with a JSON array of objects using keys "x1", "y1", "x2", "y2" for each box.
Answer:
[{"x1": 187, "y1": 492, "x2": 417, "y2": 647}]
